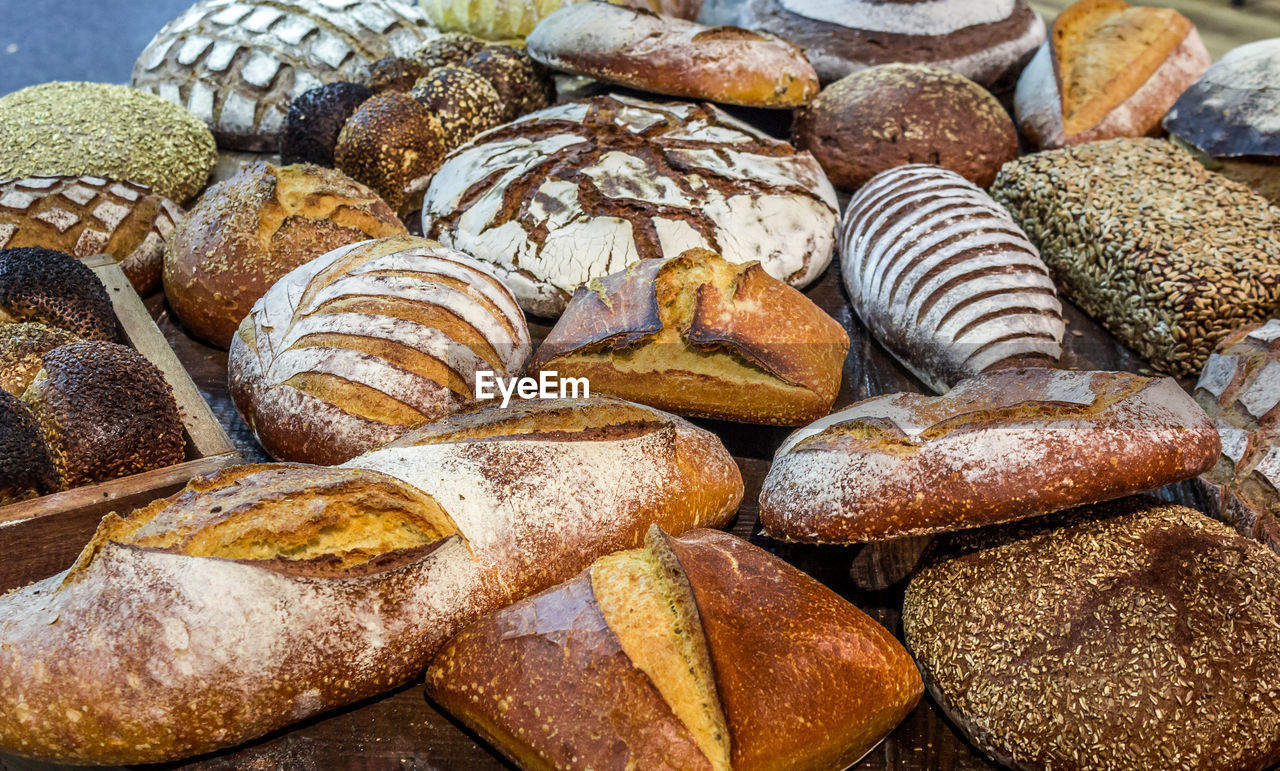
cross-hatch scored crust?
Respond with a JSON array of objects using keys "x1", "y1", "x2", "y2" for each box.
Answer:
[{"x1": 590, "y1": 542, "x2": 731, "y2": 771}]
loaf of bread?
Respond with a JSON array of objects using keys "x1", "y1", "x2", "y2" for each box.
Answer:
[
  {"x1": 428, "y1": 526, "x2": 921, "y2": 770},
  {"x1": 840, "y1": 166, "x2": 1064, "y2": 393},
  {"x1": 0, "y1": 323, "x2": 79, "y2": 396},
  {"x1": 526, "y1": 3, "x2": 819, "y2": 108},
  {"x1": 904, "y1": 497, "x2": 1280, "y2": 770},
  {"x1": 531, "y1": 248, "x2": 848, "y2": 425},
  {"x1": 0, "y1": 247, "x2": 116, "y2": 341},
  {"x1": 991, "y1": 138, "x2": 1280, "y2": 377},
  {"x1": 0, "y1": 389, "x2": 58, "y2": 505},
  {"x1": 280, "y1": 82, "x2": 376, "y2": 167},
  {"x1": 334, "y1": 91, "x2": 449, "y2": 216},
  {"x1": 132, "y1": 0, "x2": 435, "y2": 151},
  {"x1": 422, "y1": 95, "x2": 838, "y2": 317},
  {"x1": 0, "y1": 396, "x2": 742, "y2": 764},
  {"x1": 409, "y1": 66, "x2": 504, "y2": 147},
  {"x1": 460, "y1": 44, "x2": 555, "y2": 121},
  {"x1": 418, "y1": 0, "x2": 703, "y2": 41},
  {"x1": 230, "y1": 235, "x2": 531, "y2": 465},
  {"x1": 0, "y1": 176, "x2": 183, "y2": 295},
  {"x1": 1164, "y1": 39, "x2": 1280, "y2": 206},
  {"x1": 164, "y1": 161, "x2": 407, "y2": 348},
  {"x1": 760, "y1": 368, "x2": 1220, "y2": 543},
  {"x1": 1015, "y1": 0, "x2": 1210, "y2": 150}
]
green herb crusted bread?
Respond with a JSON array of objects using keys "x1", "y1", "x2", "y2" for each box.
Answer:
[
  {"x1": 0, "y1": 82, "x2": 217, "y2": 202},
  {"x1": 991, "y1": 138, "x2": 1280, "y2": 377}
]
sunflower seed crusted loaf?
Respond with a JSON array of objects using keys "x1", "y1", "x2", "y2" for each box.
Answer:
[
  {"x1": 991, "y1": 138, "x2": 1280, "y2": 377},
  {"x1": 132, "y1": 0, "x2": 436, "y2": 151},
  {"x1": 421, "y1": 95, "x2": 839, "y2": 317}
]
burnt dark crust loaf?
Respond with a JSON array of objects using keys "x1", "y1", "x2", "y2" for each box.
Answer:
[
  {"x1": 281, "y1": 82, "x2": 376, "y2": 167},
  {"x1": 0, "y1": 247, "x2": 115, "y2": 341},
  {"x1": 0, "y1": 389, "x2": 59, "y2": 505}
]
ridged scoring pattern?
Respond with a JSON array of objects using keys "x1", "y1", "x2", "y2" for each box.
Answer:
[
  {"x1": 839, "y1": 164, "x2": 1064, "y2": 392},
  {"x1": 131, "y1": 0, "x2": 435, "y2": 151}
]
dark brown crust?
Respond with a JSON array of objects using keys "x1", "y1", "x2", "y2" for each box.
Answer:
[
  {"x1": 0, "y1": 247, "x2": 116, "y2": 341},
  {"x1": 334, "y1": 92, "x2": 449, "y2": 215},
  {"x1": 409, "y1": 67, "x2": 504, "y2": 149},
  {"x1": 0, "y1": 388, "x2": 58, "y2": 504},
  {"x1": 463, "y1": 46, "x2": 554, "y2": 122},
  {"x1": 0, "y1": 322, "x2": 79, "y2": 396},
  {"x1": 280, "y1": 82, "x2": 376, "y2": 167}
]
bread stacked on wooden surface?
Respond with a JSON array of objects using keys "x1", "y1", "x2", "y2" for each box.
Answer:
[
  {"x1": 429, "y1": 526, "x2": 922, "y2": 770},
  {"x1": 230, "y1": 235, "x2": 531, "y2": 465},
  {"x1": 532, "y1": 248, "x2": 848, "y2": 425},
  {"x1": 0, "y1": 397, "x2": 742, "y2": 764}
]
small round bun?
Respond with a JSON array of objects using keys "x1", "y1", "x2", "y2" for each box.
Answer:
[
  {"x1": 362, "y1": 57, "x2": 430, "y2": 93},
  {"x1": 281, "y1": 82, "x2": 376, "y2": 167},
  {"x1": 25, "y1": 340, "x2": 184, "y2": 487},
  {"x1": 335, "y1": 92, "x2": 449, "y2": 215},
  {"x1": 793, "y1": 64, "x2": 1018, "y2": 190},
  {"x1": 0, "y1": 389, "x2": 59, "y2": 505},
  {"x1": 411, "y1": 66, "x2": 504, "y2": 148},
  {"x1": 415, "y1": 33, "x2": 486, "y2": 70},
  {"x1": 0, "y1": 247, "x2": 115, "y2": 341},
  {"x1": 464, "y1": 46, "x2": 555, "y2": 121},
  {"x1": 0, "y1": 322, "x2": 80, "y2": 396}
]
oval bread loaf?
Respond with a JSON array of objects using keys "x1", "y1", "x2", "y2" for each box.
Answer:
[
  {"x1": 229, "y1": 235, "x2": 532, "y2": 465},
  {"x1": 840, "y1": 165, "x2": 1064, "y2": 393}
]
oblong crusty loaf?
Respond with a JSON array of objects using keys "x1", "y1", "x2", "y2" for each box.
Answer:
[
  {"x1": 760, "y1": 368, "x2": 1220, "y2": 543},
  {"x1": 840, "y1": 165, "x2": 1064, "y2": 393},
  {"x1": 0, "y1": 396, "x2": 743, "y2": 765},
  {"x1": 230, "y1": 235, "x2": 531, "y2": 465},
  {"x1": 531, "y1": 248, "x2": 849, "y2": 426},
  {"x1": 428, "y1": 526, "x2": 921, "y2": 770}
]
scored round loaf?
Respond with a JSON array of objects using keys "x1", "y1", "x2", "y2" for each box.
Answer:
[
  {"x1": 334, "y1": 91, "x2": 449, "y2": 216},
  {"x1": 0, "y1": 389, "x2": 59, "y2": 505},
  {"x1": 418, "y1": 0, "x2": 704, "y2": 41},
  {"x1": 280, "y1": 82, "x2": 376, "y2": 167},
  {"x1": 0, "y1": 82, "x2": 216, "y2": 203},
  {"x1": 163, "y1": 161, "x2": 407, "y2": 348},
  {"x1": 0, "y1": 323, "x2": 80, "y2": 396},
  {"x1": 904, "y1": 497, "x2": 1280, "y2": 770},
  {"x1": 25, "y1": 341, "x2": 185, "y2": 488},
  {"x1": 526, "y1": 3, "x2": 819, "y2": 109},
  {"x1": 131, "y1": 0, "x2": 436, "y2": 151},
  {"x1": 793, "y1": 65, "x2": 1018, "y2": 190},
  {"x1": 230, "y1": 235, "x2": 532, "y2": 465},
  {"x1": 415, "y1": 33, "x2": 486, "y2": 70},
  {"x1": 738, "y1": 0, "x2": 1045, "y2": 88},
  {"x1": 422, "y1": 95, "x2": 839, "y2": 317},
  {"x1": 0, "y1": 175, "x2": 183, "y2": 294},
  {"x1": 0, "y1": 247, "x2": 116, "y2": 341}
]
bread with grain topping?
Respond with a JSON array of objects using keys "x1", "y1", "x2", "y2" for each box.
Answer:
[
  {"x1": 0, "y1": 247, "x2": 116, "y2": 341},
  {"x1": 760, "y1": 368, "x2": 1219, "y2": 543},
  {"x1": 428, "y1": 526, "x2": 921, "y2": 770},
  {"x1": 0, "y1": 395, "x2": 743, "y2": 765},
  {"x1": 531, "y1": 248, "x2": 848, "y2": 425}
]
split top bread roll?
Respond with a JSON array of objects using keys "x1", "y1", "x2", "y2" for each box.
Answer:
[
  {"x1": 531, "y1": 248, "x2": 848, "y2": 425},
  {"x1": 0, "y1": 396, "x2": 743, "y2": 765},
  {"x1": 230, "y1": 235, "x2": 531, "y2": 465},
  {"x1": 1014, "y1": 0, "x2": 1210, "y2": 150},
  {"x1": 760, "y1": 368, "x2": 1220, "y2": 543},
  {"x1": 428, "y1": 526, "x2": 922, "y2": 770}
]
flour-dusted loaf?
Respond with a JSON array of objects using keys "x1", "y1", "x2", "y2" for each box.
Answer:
[
  {"x1": 738, "y1": 0, "x2": 1045, "y2": 88},
  {"x1": 428, "y1": 526, "x2": 921, "y2": 770},
  {"x1": 760, "y1": 368, "x2": 1220, "y2": 543},
  {"x1": 421, "y1": 95, "x2": 838, "y2": 317},
  {"x1": 0, "y1": 176, "x2": 182, "y2": 295},
  {"x1": 0, "y1": 396, "x2": 743, "y2": 764},
  {"x1": 230, "y1": 235, "x2": 532, "y2": 465},
  {"x1": 904, "y1": 497, "x2": 1280, "y2": 770},
  {"x1": 840, "y1": 165, "x2": 1064, "y2": 393},
  {"x1": 525, "y1": 3, "x2": 819, "y2": 108},
  {"x1": 1015, "y1": 0, "x2": 1210, "y2": 150},
  {"x1": 132, "y1": 0, "x2": 436, "y2": 151}
]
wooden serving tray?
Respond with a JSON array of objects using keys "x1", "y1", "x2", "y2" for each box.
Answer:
[{"x1": 0, "y1": 255, "x2": 240, "y2": 596}]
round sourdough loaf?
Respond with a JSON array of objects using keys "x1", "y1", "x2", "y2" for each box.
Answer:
[
  {"x1": 163, "y1": 162, "x2": 407, "y2": 349},
  {"x1": 418, "y1": 0, "x2": 703, "y2": 41},
  {"x1": 0, "y1": 176, "x2": 183, "y2": 295},
  {"x1": 229, "y1": 235, "x2": 532, "y2": 465},
  {"x1": 131, "y1": 0, "x2": 436, "y2": 152},
  {"x1": 421, "y1": 95, "x2": 839, "y2": 317},
  {"x1": 738, "y1": 0, "x2": 1045, "y2": 87}
]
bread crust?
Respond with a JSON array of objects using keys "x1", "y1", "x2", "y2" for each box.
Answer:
[{"x1": 760, "y1": 368, "x2": 1220, "y2": 543}]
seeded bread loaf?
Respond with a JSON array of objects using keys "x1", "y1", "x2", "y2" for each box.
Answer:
[
  {"x1": 163, "y1": 161, "x2": 407, "y2": 348},
  {"x1": 531, "y1": 248, "x2": 848, "y2": 425},
  {"x1": 1015, "y1": 0, "x2": 1210, "y2": 150},
  {"x1": 418, "y1": 0, "x2": 703, "y2": 41},
  {"x1": 760, "y1": 368, "x2": 1219, "y2": 543},
  {"x1": 0, "y1": 247, "x2": 116, "y2": 342},
  {"x1": 334, "y1": 91, "x2": 449, "y2": 216},
  {"x1": 421, "y1": 95, "x2": 839, "y2": 317},
  {"x1": 904, "y1": 497, "x2": 1280, "y2": 770},
  {"x1": 0, "y1": 176, "x2": 183, "y2": 295},
  {"x1": 0, "y1": 323, "x2": 79, "y2": 396},
  {"x1": 991, "y1": 138, "x2": 1280, "y2": 377},
  {"x1": 132, "y1": 0, "x2": 436, "y2": 152},
  {"x1": 230, "y1": 235, "x2": 532, "y2": 465},
  {"x1": 840, "y1": 166, "x2": 1064, "y2": 393},
  {"x1": 0, "y1": 389, "x2": 59, "y2": 505},
  {"x1": 0, "y1": 396, "x2": 742, "y2": 764},
  {"x1": 428, "y1": 526, "x2": 921, "y2": 770},
  {"x1": 525, "y1": 3, "x2": 819, "y2": 109},
  {"x1": 280, "y1": 82, "x2": 376, "y2": 166}
]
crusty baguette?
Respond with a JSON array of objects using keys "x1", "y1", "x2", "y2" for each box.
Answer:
[
  {"x1": 760, "y1": 368, "x2": 1219, "y2": 543},
  {"x1": 0, "y1": 396, "x2": 742, "y2": 765},
  {"x1": 530, "y1": 248, "x2": 849, "y2": 426},
  {"x1": 427, "y1": 526, "x2": 921, "y2": 770}
]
